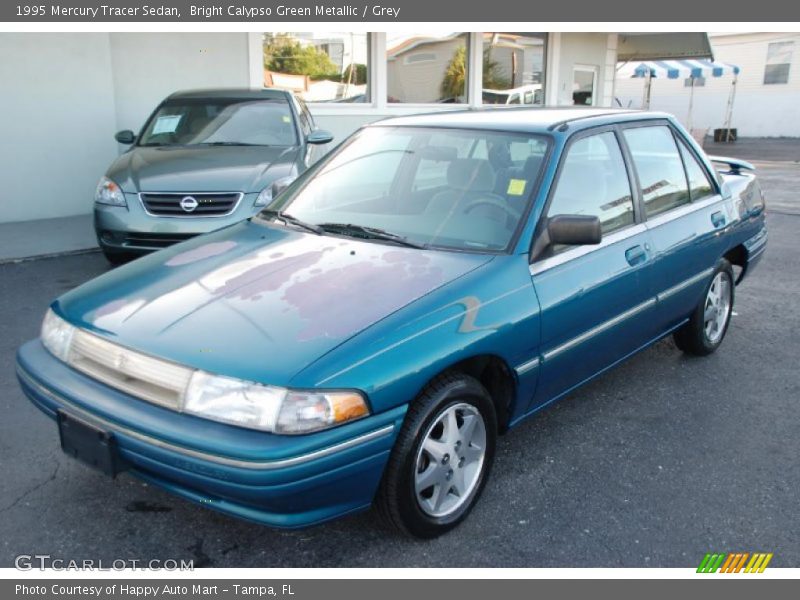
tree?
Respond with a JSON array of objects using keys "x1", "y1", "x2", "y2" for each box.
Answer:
[
  {"x1": 264, "y1": 38, "x2": 339, "y2": 80},
  {"x1": 343, "y1": 63, "x2": 368, "y2": 85},
  {"x1": 440, "y1": 46, "x2": 511, "y2": 99}
]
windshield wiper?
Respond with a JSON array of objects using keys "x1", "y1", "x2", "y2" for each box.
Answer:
[
  {"x1": 317, "y1": 223, "x2": 425, "y2": 249},
  {"x1": 259, "y1": 210, "x2": 322, "y2": 234}
]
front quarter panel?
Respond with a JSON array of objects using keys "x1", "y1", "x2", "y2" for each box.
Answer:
[{"x1": 290, "y1": 255, "x2": 542, "y2": 424}]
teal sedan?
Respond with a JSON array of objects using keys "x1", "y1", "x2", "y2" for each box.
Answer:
[{"x1": 17, "y1": 108, "x2": 766, "y2": 537}]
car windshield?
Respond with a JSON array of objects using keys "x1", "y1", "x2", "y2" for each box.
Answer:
[
  {"x1": 260, "y1": 126, "x2": 549, "y2": 252},
  {"x1": 138, "y1": 98, "x2": 298, "y2": 147}
]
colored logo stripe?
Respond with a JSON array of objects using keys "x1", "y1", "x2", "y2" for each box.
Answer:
[{"x1": 697, "y1": 552, "x2": 773, "y2": 573}]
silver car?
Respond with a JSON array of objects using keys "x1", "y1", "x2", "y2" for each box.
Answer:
[{"x1": 94, "y1": 88, "x2": 333, "y2": 264}]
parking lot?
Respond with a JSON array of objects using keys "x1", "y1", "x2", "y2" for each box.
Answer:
[{"x1": 1, "y1": 140, "x2": 798, "y2": 568}]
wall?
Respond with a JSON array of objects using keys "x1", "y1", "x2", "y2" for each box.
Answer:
[
  {"x1": 551, "y1": 33, "x2": 617, "y2": 107},
  {"x1": 108, "y1": 32, "x2": 252, "y2": 134},
  {"x1": 614, "y1": 33, "x2": 800, "y2": 137},
  {"x1": 0, "y1": 32, "x2": 253, "y2": 224},
  {"x1": 0, "y1": 33, "x2": 118, "y2": 223}
]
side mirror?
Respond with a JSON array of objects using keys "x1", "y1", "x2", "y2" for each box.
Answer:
[
  {"x1": 307, "y1": 129, "x2": 334, "y2": 145},
  {"x1": 547, "y1": 215, "x2": 602, "y2": 246},
  {"x1": 530, "y1": 214, "x2": 602, "y2": 263},
  {"x1": 115, "y1": 130, "x2": 136, "y2": 145}
]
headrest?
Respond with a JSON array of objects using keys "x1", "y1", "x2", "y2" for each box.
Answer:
[{"x1": 447, "y1": 159, "x2": 495, "y2": 192}]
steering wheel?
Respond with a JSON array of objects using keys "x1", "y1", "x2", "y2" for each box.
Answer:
[{"x1": 463, "y1": 194, "x2": 521, "y2": 221}]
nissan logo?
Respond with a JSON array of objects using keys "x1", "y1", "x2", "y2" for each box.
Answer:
[{"x1": 180, "y1": 196, "x2": 199, "y2": 213}]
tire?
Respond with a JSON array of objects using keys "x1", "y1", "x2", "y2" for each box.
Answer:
[
  {"x1": 674, "y1": 259, "x2": 735, "y2": 356},
  {"x1": 375, "y1": 372, "x2": 497, "y2": 538}
]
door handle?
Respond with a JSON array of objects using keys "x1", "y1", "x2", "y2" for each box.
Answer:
[
  {"x1": 711, "y1": 211, "x2": 726, "y2": 228},
  {"x1": 625, "y1": 245, "x2": 647, "y2": 266}
]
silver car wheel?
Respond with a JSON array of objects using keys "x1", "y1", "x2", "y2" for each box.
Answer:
[
  {"x1": 704, "y1": 271, "x2": 732, "y2": 344},
  {"x1": 413, "y1": 402, "x2": 487, "y2": 518}
]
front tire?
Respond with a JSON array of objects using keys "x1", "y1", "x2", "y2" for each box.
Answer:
[
  {"x1": 375, "y1": 372, "x2": 497, "y2": 538},
  {"x1": 674, "y1": 259, "x2": 735, "y2": 356}
]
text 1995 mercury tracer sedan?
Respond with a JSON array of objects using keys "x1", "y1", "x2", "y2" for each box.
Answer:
[{"x1": 16, "y1": 108, "x2": 767, "y2": 537}]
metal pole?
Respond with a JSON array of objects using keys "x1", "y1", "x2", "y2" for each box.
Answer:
[
  {"x1": 687, "y1": 76, "x2": 695, "y2": 132},
  {"x1": 723, "y1": 73, "x2": 738, "y2": 142},
  {"x1": 642, "y1": 70, "x2": 652, "y2": 109}
]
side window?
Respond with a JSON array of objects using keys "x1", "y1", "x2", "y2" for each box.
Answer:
[
  {"x1": 292, "y1": 96, "x2": 312, "y2": 136},
  {"x1": 677, "y1": 139, "x2": 715, "y2": 201},
  {"x1": 623, "y1": 125, "x2": 690, "y2": 217},
  {"x1": 547, "y1": 131, "x2": 635, "y2": 240}
]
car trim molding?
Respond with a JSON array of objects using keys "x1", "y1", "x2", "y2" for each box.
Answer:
[
  {"x1": 17, "y1": 365, "x2": 394, "y2": 471},
  {"x1": 543, "y1": 297, "x2": 657, "y2": 362},
  {"x1": 138, "y1": 192, "x2": 244, "y2": 219},
  {"x1": 514, "y1": 356, "x2": 540, "y2": 376},
  {"x1": 656, "y1": 267, "x2": 715, "y2": 302}
]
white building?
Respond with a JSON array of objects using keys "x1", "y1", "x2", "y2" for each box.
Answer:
[
  {"x1": 614, "y1": 32, "x2": 800, "y2": 137},
  {"x1": 0, "y1": 31, "x2": 709, "y2": 225}
]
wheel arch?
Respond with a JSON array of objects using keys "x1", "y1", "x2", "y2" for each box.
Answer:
[{"x1": 421, "y1": 354, "x2": 518, "y2": 434}]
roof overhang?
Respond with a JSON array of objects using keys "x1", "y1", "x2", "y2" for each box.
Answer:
[{"x1": 617, "y1": 33, "x2": 714, "y2": 61}]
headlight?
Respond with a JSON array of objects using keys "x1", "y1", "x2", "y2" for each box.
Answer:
[
  {"x1": 95, "y1": 176, "x2": 127, "y2": 207},
  {"x1": 254, "y1": 176, "x2": 295, "y2": 207},
  {"x1": 39, "y1": 310, "x2": 370, "y2": 434},
  {"x1": 41, "y1": 309, "x2": 76, "y2": 362},
  {"x1": 183, "y1": 370, "x2": 369, "y2": 434}
]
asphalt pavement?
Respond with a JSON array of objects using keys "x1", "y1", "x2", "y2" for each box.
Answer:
[{"x1": 1, "y1": 144, "x2": 798, "y2": 568}]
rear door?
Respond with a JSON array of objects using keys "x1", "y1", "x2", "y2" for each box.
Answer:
[
  {"x1": 530, "y1": 127, "x2": 657, "y2": 408},
  {"x1": 620, "y1": 123, "x2": 726, "y2": 333}
]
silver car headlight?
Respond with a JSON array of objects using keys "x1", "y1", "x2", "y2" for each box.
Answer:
[
  {"x1": 39, "y1": 310, "x2": 370, "y2": 435},
  {"x1": 254, "y1": 176, "x2": 296, "y2": 207},
  {"x1": 183, "y1": 370, "x2": 370, "y2": 434},
  {"x1": 41, "y1": 309, "x2": 76, "y2": 362},
  {"x1": 95, "y1": 176, "x2": 127, "y2": 207}
]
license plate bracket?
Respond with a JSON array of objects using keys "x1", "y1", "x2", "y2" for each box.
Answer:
[{"x1": 57, "y1": 411, "x2": 121, "y2": 477}]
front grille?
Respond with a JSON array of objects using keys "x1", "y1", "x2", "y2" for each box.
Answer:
[
  {"x1": 68, "y1": 329, "x2": 193, "y2": 410},
  {"x1": 140, "y1": 192, "x2": 242, "y2": 217}
]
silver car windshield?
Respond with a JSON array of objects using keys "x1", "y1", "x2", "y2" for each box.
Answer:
[
  {"x1": 139, "y1": 99, "x2": 298, "y2": 147},
  {"x1": 267, "y1": 126, "x2": 549, "y2": 252}
]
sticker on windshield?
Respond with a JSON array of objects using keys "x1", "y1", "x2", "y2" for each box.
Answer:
[
  {"x1": 152, "y1": 115, "x2": 182, "y2": 135},
  {"x1": 507, "y1": 179, "x2": 527, "y2": 196},
  {"x1": 282, "y1": 115, "x2": 291, "y2": 123}
]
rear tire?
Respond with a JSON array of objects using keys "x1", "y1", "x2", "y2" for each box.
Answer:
[
  {"x1": 674, "y1": 259, "x2": 735, "y2": 356},
  {"x1": 375, "y1": 372, "x2": 497, "y2": 538}
]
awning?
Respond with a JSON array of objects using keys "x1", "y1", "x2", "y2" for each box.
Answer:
[
  {"x1": 618, "y1": 33, "x2": 713, "y2": 61},
  {"x1": 617, "y1": 59, "x2": 741, "y2": 79}
]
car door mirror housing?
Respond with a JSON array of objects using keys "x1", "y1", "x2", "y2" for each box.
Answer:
[
  {"x1": 307, "y1": 130, "x2": 334, "y2": 145},
  {"x1": 115, "y1": 130, "x2": 136, "y2": 144},
  {"x1": 548, "y1": 215, "x2": 602, "y2": 246}
]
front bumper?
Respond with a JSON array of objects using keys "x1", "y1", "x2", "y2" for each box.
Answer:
[
  {"x1": 94, "y1": 192, "x2": 262, "y2": 254},
  {"x1": 16, "y1": 340, "x2": 405, "y2": 528}
]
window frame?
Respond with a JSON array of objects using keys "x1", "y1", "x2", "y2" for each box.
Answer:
[
  {"x1": 531, "y1": 123, "x2": 643, "y2": 262},
  {"x1": 763, "y1": 41, "x2": 794, "y2": 85}
]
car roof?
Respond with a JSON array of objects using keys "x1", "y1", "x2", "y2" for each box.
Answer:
[
  {"x1": 166, "y1": 88, "x2": 291, "y2": 101},
  {"x1": 370, "y1": 107, "x2": 673, "y2": 135}
]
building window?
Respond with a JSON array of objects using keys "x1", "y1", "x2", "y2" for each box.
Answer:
[
  {"x1": 684, "y1": 76, "x2": 706, "y2": 87},
  {"x1": 763, "y1": 41, "x2": 794, "y2": 85},
  {"x1": 262, "y1": 32, "x2": 369, "y2": 103},
  {"x1": 386, "y1": 32, "x2": 469, "y2": 103},
  {"x1": 481, "y1": 33, "x2": 547, "y2": 106}
]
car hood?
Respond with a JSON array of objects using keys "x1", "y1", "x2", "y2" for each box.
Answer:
[
  {"x1": 55, "y1": 222, "x2": 493, "y2": 386},
  {"x1": 107, "y1": 145, "x2": 302, "y2": 193}
]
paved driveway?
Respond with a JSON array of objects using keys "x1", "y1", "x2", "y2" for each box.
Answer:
[{"x1": 1, "y1": 148, "x2": 798, "y2": 568}]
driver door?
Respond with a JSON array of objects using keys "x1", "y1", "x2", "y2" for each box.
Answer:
[{"x1": 529, "y1": 128, "x2": 657, "y2": 409}]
